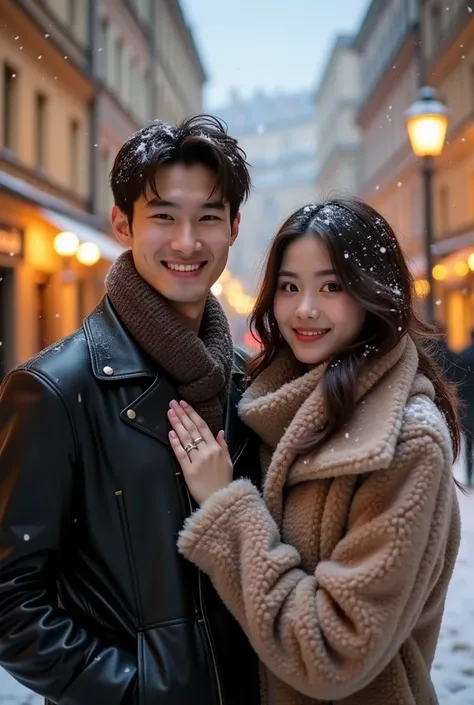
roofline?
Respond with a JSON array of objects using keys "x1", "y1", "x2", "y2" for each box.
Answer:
[
  {"x1": 314, "y1": 33, "x2": 357, "y2": 103},
  {"x1": 354, "y1": 0, "x2": 385, "y2": 50}
]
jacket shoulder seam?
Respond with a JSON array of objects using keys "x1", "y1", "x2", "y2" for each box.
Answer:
[{"x1": 7, "y1": 368, "x2": 80, "y2": 463}]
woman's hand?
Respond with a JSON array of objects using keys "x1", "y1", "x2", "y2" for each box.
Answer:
[{"x1": 167, "y1": 400, "x2": 233, "y2": 505}]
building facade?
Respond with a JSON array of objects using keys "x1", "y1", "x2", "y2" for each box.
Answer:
[
  {"x1": 215, "y1": 90, "x2": 318, "y2": 294},
  {"x1": 154, "y1": 0, "x2": 205, "y2": 125},
  {"x1": 314, "y1": 35, "x2": 361, "y2": 198},
  {"x1": 356, "y1": 0, "x2": 474, "y2": 350},
  {"x1": 95, "y1": 0, "x2": 205, "y2": 216},
  {"x1": 418, "y1": 0, "x2": 474, "y2": 350},
  {"x1": 0, "y1": 0, "x2": 205, "y2": 376},
  {"x1": 356, "y1": 0, "x2": 421, "y2": 264}
]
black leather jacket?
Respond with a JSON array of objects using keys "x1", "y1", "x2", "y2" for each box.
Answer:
[{"x1": 0, "y1": 298, "x2": 260, "y2": 705}]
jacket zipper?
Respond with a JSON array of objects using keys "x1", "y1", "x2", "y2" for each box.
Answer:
[
  {"x1": 185, "y1": 486, "x2": 223, "y2": 705},
  {"x1": 115, "y1": 489, "x2": 143, "y2": 624},
  {"x1": 231, "y1": 438, "x2": 248, "y2": 466}
]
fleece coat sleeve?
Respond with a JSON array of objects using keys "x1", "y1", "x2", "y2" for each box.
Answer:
[{"x1": 178, "y1": 432, "x2": 456, "y2": 701}]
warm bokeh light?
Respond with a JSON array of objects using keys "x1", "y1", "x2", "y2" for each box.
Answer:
[
  {"x1": 454, "y1": 261, "x2": 469, "y2": 277},
  {"x1": 53, "y1": 231, "x2": 79, "y2": 257},
  {"x1": 211, "y1": 281, "x2": 223, "y2": 296},
  {"x1": 244, "y1": 331, "x2": 261, "y2": 350},
  {"x1": 218, "y1": 268, "x2": 231, "y2": 284},
  {"x1": 468, "y1": 252, "x2": 474, "y2": 271},
  {"x1": 76, "y1": 242, "x2": 101, "y2": 266},
  {"x1": 432, "y1": 264, "x2": 447, "y2": 281},
  {"x1": 414, "y1": 279, "x2": 430, "y2": 298}
]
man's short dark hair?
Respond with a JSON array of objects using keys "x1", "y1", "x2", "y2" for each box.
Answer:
[{"x1": 110, "y1": 114, "x2": 251, "y2": 226}]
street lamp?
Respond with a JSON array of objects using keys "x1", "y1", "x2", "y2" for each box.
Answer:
[{"x1": 405, "y1": 86, "x2": 449, "y2": 323}]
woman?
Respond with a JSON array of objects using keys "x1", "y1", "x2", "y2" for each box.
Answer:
[{"x1": 167, "y1": 198, "x2": 461, "y2": 704}]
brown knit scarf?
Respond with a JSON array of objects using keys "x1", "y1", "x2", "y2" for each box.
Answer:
[{"x1": 105, "y1": 250, "x2": 233, "y2": 435}]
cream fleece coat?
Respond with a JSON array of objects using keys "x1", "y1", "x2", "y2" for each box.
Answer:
[{"x1": 178, "y1": 337, "x2": 461, "y2": 704}]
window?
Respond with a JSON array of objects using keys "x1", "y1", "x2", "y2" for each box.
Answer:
[
  {"x1": 262, "y1": 197, "x2": 278, "y2": 222},
  {"x1": 99, "y1": 17, "x2": 109, "y2": 80},
  {"x1": 67, "y1": 0, "x2": 77, "y2": 30},
  {"x1": 100, "y1": 148, "x2": 110, "y2": 211},
  {"x1": 77, "y1": 278, "x2": 86, "y2": 322},
  {"x1": 35, "y1": 279, "x2": 51, "y2": 351},
  {"x1": 135, "y1": 70, "x2": 149, "y2": 121},
  {"x1": 439, "y1": 185, "x2": 449, "y2": 235},
  {"x1": 2, "y1": 65, "x2": 17, "y2": 150},
  {"x1": 471, "y1": 67, "x2": 474, "y2": 111},
  {"x1": 35, "y1": 93, "x2": 48, "y2": 169},
  {"x1": 115, "y1": 38, "x2": 123, "y2": 95},
  {"x1": 129, "y1": 56, "x2": 136, "y2": 107},
  {"x1": 69, "y1": 119, "x2": 79, "y2": 189},
  {"x1": 138, "y1": 0, "x2": 150, "y2": 21},
  {"x1": 123, "y1": 50, "x2": 131, "y2": 104},
  {"x1": 430, "y1": 4, "x2": 442, "y2": 47}
]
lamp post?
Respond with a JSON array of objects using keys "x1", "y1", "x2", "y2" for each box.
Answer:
[{"x1": 405, "y1": 86, "x2": 449, "y2": 323}]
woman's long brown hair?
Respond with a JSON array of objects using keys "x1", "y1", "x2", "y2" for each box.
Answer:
[{"x1": 248, "y1": 197, "x2": 462, "y2": 474}]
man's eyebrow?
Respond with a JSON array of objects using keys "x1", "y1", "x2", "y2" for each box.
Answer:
[
  {"x1": 146, "y1": 197, "x2": 175, "y2": 207},
  {"x1": 145, "y1": 198, "x2": 225, "y2": 210},
  {"x1": 202, "y1": 201, "x2": 225, "y2": 210}
]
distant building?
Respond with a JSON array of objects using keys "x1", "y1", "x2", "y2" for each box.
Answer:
[
  {"x1": 314, "y1": 34, "x2": 361, "y2": 199},
  {"x1": 215, "y1": 89, "x2": 318, "y2": 291}
]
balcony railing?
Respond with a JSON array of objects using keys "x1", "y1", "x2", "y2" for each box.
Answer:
[
  {"x1": 359, "y1": 20, "x2": 417, "y2": 106},
  {"x1": 423, "y1": 2, "x2": 474, "y2": 67}
]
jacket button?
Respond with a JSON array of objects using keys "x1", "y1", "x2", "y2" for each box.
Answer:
[
  {"x1": 127, "y1": 409, "x2": 137, "y2": 420},
  {"x1": 103, "y1": 366, "x2": 114, "y2": 376}
]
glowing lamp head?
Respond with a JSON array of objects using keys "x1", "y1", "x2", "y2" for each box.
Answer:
[{"x1": 405, "y1": 87, "x2": 449, "y2": 158}]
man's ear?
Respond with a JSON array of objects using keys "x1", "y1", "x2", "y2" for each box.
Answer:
[
  {"x1": 230, "y1": 212, "x2": 241, "y2": 246},
  {"x1": 111, "y1": 206, "x2": 132, "y2": 247}
]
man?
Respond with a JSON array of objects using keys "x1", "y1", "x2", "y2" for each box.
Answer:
[{"x1": 0, "y1": 115, "x2": 260, "y2": 705}]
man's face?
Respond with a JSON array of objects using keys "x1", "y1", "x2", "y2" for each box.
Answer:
[{"x1": 112, "y1": 162, "x2": 239, "y2": 323}]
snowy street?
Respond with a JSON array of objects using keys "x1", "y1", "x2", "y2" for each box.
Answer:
[
  {"x1": 431, "y1": 469, "x2": 474, "y2": 705},
  {"x1": 1, "y1": 467, "x2": 473, "y2": 704}
]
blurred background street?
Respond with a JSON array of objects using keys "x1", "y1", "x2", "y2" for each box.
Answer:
[{"x1": 1, "y1": 0, "x2": 474, "y2": 701}]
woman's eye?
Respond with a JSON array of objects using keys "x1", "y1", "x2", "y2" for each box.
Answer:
[
  {"x1": 322, "y1": 282, "x2": 342, "y2": 293},
  {"x1": 281, "y1": 282, "x2": 298, "y2": 293}
]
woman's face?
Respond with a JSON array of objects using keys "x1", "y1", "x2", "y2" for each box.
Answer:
[{"x1": 273, "y1": 235, "x2": 366, "y2": 366}]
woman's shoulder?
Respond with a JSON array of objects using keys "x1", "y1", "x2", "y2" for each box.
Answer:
[{"x1": 399, "y1": 373, "x2": 452, "y2": 455}]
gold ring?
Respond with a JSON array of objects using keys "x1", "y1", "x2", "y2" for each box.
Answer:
[
  {"x1": 193, "y1": 436, "x2": 204, "y2": 445},
  {"x1": 183, "y1": 442, "x2": 198, "y2": 454}
]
